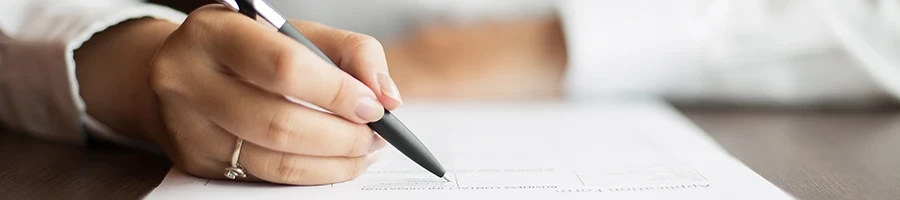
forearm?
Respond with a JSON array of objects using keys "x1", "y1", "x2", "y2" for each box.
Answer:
[
  {"x1": 75, "y1": 18, "x2": 178, "y2": 143},
  {"x1": 492, "y1": 16, "x2": 568, "y2": 98},
  {"x1": 0, "y1": 0, "x2": 185, "y2": 144},
  {"x1": 388, "y1": 16, "x2": 568, "y2": 100}
]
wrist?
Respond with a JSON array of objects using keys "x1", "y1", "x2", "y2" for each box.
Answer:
[{"x1": 75, "y1": 18, "x2": 178, "y2": 143}]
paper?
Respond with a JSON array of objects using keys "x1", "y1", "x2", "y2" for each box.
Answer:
[{"x1": 145, "y1": 101, "x2": 793, "y2": 200}]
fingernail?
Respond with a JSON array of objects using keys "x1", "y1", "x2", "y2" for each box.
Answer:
[
  {"x1": 377, "y1": 73, "x2": 402, "y2": 103},
  {"x1": 366, "y1": 151, "x2": 382, "y2": 167},
  {"x1": 368, "y1": 135, "x2": 387, "y2": 153},
  {"x1": 356, "y1": 97, "x2": 384, "y2": 122}
]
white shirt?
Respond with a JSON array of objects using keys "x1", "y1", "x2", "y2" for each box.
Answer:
[{"x1": 1, "y1": 0, "x2": 898, "y2": 146}]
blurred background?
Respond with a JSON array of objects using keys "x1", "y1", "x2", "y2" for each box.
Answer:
[
  {"x1": 2, "y1": 1, "x2": 900, "y2": 199},
  {"x1": 152, "y1": 0, "x2": 900, "y2": 109}
]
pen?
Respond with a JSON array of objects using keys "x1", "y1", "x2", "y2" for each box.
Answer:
[{"x1": 216, "y1": 0, "x2": 450, "y2": 182}]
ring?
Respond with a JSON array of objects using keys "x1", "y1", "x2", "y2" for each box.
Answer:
[{"x1": 224, "y1": 138, "x2": 248, "y2": 179}]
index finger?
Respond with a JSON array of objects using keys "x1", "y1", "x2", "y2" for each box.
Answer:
[
  {"x1": 289, "y1": 21, "x2": 402, "y2": 110},
  {"x1": 187, "y1": 5, "x2": 384, "y2": 123}
]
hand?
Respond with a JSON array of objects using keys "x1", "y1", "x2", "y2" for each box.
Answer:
[
  {"x1": 385, "y1": 17, "x2": 568, "y2": 100},
  {"x1": 76, "y1": 5, "x2": 402, "y2": 185}
]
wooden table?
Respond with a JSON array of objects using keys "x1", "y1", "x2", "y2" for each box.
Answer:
[{"x1": 2, "y1": 108, "x2": 899, "y2": 199}]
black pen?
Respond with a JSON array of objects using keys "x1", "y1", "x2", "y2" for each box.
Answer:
[{"x1": 215, "y1": 0, "x2": 450, "y2": 182}]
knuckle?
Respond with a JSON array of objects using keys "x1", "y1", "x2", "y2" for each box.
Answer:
[
  {"x1": 346, "y1": 157, "x2": 367, "y2": 180},
  {"x1": 268, "y1": 46, "x2": 300, "y2": 90},
  {"x1": 182, "y1": 6, "x2": 227, "y2": 38},
  {"x1": 147, "y1": 58, "x2": 187, "y2": 99},
  {"x1": 342, "y1": 33, "x2": 384, "y2": 55},
  {"x1": 181, "y1": 13, "x2": 209, "y2": 33},
  {"x1": 269, "y1": 153, "x2": 308, "y2": 183},
  {"x1": 265, "y1": 110, "x2": 298, "y2": 149},
  {"x1": 327, "y1": 77, "x2": 352, "y2": 109},
  {"x1": 345, "y1": 127, "x2": 373, "y2": 157}
]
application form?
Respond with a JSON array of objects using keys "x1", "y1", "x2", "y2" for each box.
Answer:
[{"x1": 145, "y1": 101, "x2": 793, "y2": 199}]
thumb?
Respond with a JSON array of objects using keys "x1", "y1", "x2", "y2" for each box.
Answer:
[{"x1": 288, "y1": 20, "x2": 403, "y2": 110}]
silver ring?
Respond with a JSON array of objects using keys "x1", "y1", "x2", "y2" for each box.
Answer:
[{"x1": 224, "y1": 138, "x2": 248, "y2": 179}]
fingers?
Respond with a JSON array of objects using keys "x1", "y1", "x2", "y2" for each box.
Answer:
[
  {"x1": 194, "y1": 61, "x2": 380, "y2": 157},
  {"x1": 291, "y1": 21, "x2": 403, "y2": 110},
  {"x1": 185, "y1": 5, "x2": 385, "y2": 123},
  {"x1": 167, "y1": 118, "x2": 380, "y2": 185},
  {"x1": 150, "y1": 5, "x2": 399, "y2": 186},
  {"x1": 241, "y1": 142, "x2": 380, "y2": 185}
]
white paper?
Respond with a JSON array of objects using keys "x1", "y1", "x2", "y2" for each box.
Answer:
[{"x1": 145, "y1": 100, "x2": 793, "y2": 200}]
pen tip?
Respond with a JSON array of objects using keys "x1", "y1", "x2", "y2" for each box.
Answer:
[{"x1": 442, "y1": 176, "x2": 452, "y2": 182}]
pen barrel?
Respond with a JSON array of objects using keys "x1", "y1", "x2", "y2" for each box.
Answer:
[
  {"x1": 276, "y1": 19, "x2": 446, "y2": 178},
  {"x1": 277, "y1": 22, "x2": 335, "y2": 66},
  {"x1": 368, "y1": 110, "x2": 447, "y2": 177}
]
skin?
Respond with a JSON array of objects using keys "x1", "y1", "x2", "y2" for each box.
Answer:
[
  {"x1": 386, "y1": 17, "x2": 567, "y2": 100},
  {"x1": 75, "y1": 4, "x2": 566, "y2": 185},
  {"x1": 76, "y1": 5, "x2": 399, "y2": 185}
]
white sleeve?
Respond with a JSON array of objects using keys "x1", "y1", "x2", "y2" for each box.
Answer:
[
  {"x1": 0, "y1": 0, "x2": 186, "y2": 146},
  {"x1": 556, "y1": 0, "x2": 886, "y2": 106},
  {"x1": 557, "y1": 0, "x2": 710, "y2": 99}
]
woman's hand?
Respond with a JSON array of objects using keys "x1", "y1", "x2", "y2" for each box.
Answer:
[{"x1": 76, "y1": 5, "x2": 402, "y2": 185}]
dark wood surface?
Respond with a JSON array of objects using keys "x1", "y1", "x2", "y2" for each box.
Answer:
[
  {"x1": 1, "y1": 107, "x2": 899, "y2": 199},
  {"x1": 683, "y1": 107, "x2": 900, "y2": 200}
]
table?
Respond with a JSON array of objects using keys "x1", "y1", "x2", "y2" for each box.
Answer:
[
  {"x1": 2, "y1": 107, "x2": 899, "y2": 199},
  {"x1": 684, "y1": 107, "x2": 900, "y2": 199}
]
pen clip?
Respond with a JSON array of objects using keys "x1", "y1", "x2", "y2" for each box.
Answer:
[
  {"x1": 214, "y1": 0, "x2": 256, "y2": 18},
  {"x1": 215, "y1": 0, "x2": 241, "y2": 12},
  {"x1": 235, "y1": 0, "x2": 259, "y2": 19},
  {"x1": 215, "y1": 0, "x2": 288, "y2": 29}
]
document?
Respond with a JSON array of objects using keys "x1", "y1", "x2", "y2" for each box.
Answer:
[{"x1": 145, "y1": 101, "x2": 793, "y2": 199}]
